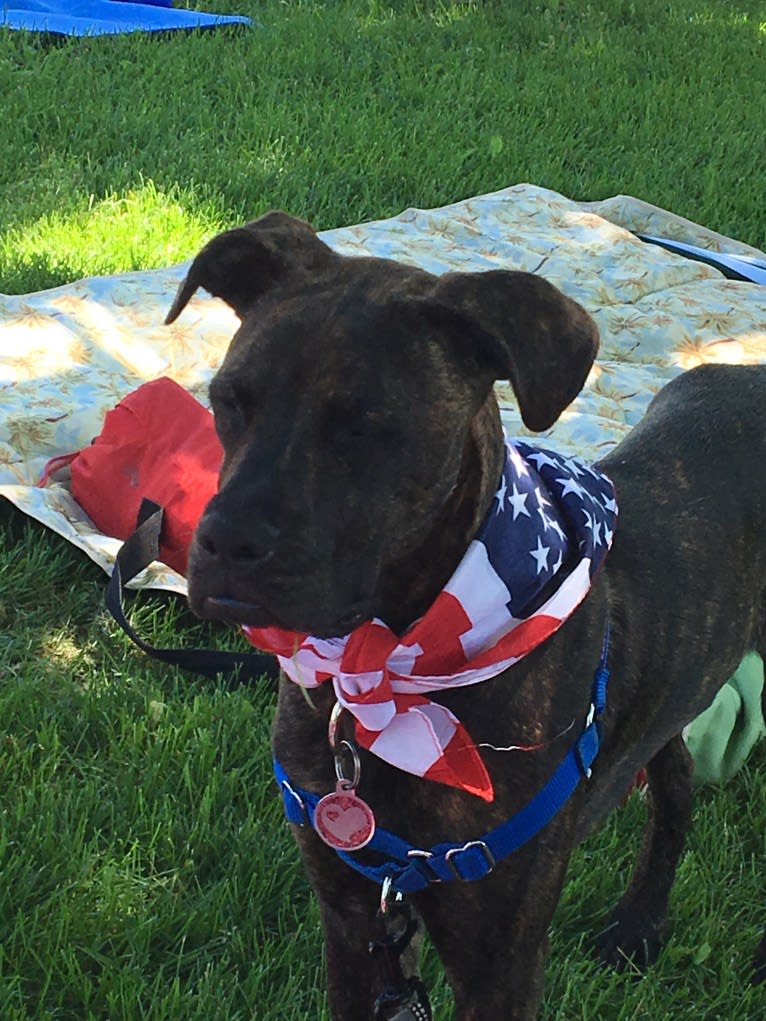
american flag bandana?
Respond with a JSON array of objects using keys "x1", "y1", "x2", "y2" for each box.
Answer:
[{"x1": 243, "y1": 439, "x2": 617, "y2": 802}]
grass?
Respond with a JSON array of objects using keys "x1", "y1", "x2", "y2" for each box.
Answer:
[
  {"x1": 1, "y1": 0, "x2": 766, "y2": 1018},
  {"x1": 2, "y1": 0, "x2": 766, "y2": 293}
]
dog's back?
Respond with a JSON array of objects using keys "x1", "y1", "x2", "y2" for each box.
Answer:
[
  {"x1": 588, "y1": 362, "x2": 766, "y2": 815},
  {"x1": 600, "y1": 361, "x2": 766, "y2": 675}
]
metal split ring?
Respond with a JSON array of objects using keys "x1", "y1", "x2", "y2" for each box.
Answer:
[
  {"x1": 327, "y1": 700, "x2": 344, "y2": 751},
  {"x1": 333, "y1": 738, "x2": 361, "y2": 790}
]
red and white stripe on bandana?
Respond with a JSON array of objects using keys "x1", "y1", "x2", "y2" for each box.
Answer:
[{"x1": 243, "y1": 439, "x2": 617, "y2": 802}]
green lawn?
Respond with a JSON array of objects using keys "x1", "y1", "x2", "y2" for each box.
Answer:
[{"x1": 2, "y1": 1, "x2": 766, "y2": 1018}]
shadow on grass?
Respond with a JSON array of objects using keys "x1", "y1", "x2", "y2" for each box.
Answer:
[{"x1": 0, "y1": 498, "x2": 270, "y2": 697}]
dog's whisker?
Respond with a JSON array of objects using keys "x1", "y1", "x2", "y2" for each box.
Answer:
[
  {"x1": 476, "y1": 717, "x2": 576, "y2": 753},
  {"x1": 298, "y1": 685, "x2": 319, "y2": 712}
]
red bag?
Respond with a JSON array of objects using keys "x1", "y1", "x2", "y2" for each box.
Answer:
[
  {"x1": 43, "y1": 377, "x2": 222, "y2": 575},
  {"x1": 40, "y1": 377, "x2": 277, "y2": 684}
]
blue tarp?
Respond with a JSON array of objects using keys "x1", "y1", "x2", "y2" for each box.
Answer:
[
  {"x1": 639, "y1": 235, "x2": 766, "y2": 285},
  {"x1": 0, "y1": 1, "x2": 251, "y2": 36}
]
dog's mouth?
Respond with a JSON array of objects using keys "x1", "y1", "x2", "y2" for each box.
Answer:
[
  {"x1": 199, "y1": 596, "x2": 278, "y2": 627},
  {"x1": 197, "y1": 594, "x2": 372, "y2": 637}
]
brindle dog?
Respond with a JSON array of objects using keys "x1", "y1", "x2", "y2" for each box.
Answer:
[{"x1": 167, "y1": 212, "x2": 766, "y2": 1020}]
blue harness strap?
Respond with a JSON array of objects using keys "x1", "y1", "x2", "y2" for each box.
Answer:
[{"x1": 274, "y1": 629, "x2": 610, "y2": 895}]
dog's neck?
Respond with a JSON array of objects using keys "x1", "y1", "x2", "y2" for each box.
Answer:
[{"x1": 375, "y1": 397, "x2": 505, "y2": 635}]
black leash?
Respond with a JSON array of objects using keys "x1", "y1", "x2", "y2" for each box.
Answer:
[
  {"x1": 105, "y1": 498, "x2": 279, "y2": 683},
  {"x1": 369, "y1": 891, "x2": 432, "y2": 1021}
]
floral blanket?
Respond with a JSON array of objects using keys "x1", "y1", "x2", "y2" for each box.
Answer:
[
  {"x1": 2, "y1": 182, "x2": 766, "y2": 781},
  {"x1": 4, "y1": 183, "x2": 766, "y2": 592}
]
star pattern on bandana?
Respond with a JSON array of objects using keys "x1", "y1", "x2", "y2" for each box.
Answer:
[
  {"x1": 508, "y1": 483, "x2": 530, "y2": 520},
  {"x1": 529, "y1": 536, "x2": 551, "y2": 574},
  {"x1": 486, "y1": 439, "x2": 617, "y2": 617}
]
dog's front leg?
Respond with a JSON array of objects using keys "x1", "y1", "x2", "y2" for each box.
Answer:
[
  {"x1": 291, "y1": 825, "x2": 383, "y2": 1019},
  {"x1": 415, "y1": 842, "x2": 572, "y2": 1021},
  {"x1": 596, "y1": 734, "x2": 693, "y2": 970}
]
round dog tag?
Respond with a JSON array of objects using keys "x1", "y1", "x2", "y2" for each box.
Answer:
[{"x1": 314, "y1": 783, "x2": 376, "y2": 851}]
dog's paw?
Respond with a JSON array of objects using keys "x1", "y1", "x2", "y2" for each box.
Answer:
[{"x1": 595, "y1": 907, "x2": 663, "y2": 973}]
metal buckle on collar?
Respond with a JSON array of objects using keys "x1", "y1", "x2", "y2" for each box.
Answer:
[
  {"x1": 443, "y1": 840, "x2": 496, "y2": 881},
  {"x1": 585, "y1": 701, "x2": 595, "y2": 728},
  {"x1": 574, "y1": 703, "x2": 600, "y2": 780},
  {"x1": 406, "y1": 849, "x2": 440, "y2": 884},
  {"x1": 574, "y1": 744, "x2": 593, "y2": 780},
  {"x1": 280, "y1": 779, "x2": 308, "y2": 824}
]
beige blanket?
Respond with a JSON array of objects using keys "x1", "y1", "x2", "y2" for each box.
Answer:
[{"x1": 2, "y1": 183, "x2": 766, "y2": 595}]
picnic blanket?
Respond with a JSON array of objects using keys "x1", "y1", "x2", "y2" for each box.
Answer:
[
  {"x1": 0, "y1": 1, "x2": 250, "y2": 36},
  {"x1": 2, "y1": 183, "x2": 765, "y2": 780}
]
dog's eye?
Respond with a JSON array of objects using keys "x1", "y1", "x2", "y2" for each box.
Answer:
[
  {"x1": 322, "y1": 399, "x2": 392, "y2": 455},
  {"x1": 209, "y1": 380, "x2": 249, "y2": 438},
  {"x1": 346, "y1": 419, "x2": 368, "y2": 440}
]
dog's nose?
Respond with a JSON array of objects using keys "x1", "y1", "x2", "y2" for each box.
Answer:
[{"x1": 194, "y1": 508, "x2": 279, "y2": 568}]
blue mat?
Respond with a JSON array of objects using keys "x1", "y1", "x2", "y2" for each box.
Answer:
[{"x1": 0, "y1": 1, "x2": 251, "y2": 36}]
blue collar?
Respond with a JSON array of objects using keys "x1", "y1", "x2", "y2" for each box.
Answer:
[{"x1": 273, "y1": 628, "x2": 610, "y2": 895}]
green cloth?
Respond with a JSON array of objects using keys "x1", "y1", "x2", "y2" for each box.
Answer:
[{"x1": 684, "y1": 653, "x2": 766, "y2": 786}]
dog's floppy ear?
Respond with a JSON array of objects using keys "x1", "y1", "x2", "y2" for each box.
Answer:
[
  {"x1": 424, "y1": 270, "x2": 599, "y2": 432},
  {"x1": 165, "y1": 211, "x2": 335, "y2": 323}
]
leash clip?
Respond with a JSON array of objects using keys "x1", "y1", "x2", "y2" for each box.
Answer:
[
  {"x1": 370, "y1": 891, "x2": 432, "y2": 1020},
  {"x1": 380, "y1": 875, "x2": 404, "y2": 915}
]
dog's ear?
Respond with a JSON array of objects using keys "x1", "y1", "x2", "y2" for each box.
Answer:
[
  {"x1": 422, "y1": 270, "x2": 599, "y2": 432},
  {"x1": 165, "y1": 211, "x2": 335, "y2": 323}
]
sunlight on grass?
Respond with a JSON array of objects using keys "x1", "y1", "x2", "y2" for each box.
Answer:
[
  {"x1": 431, "y1": 1, "x2": 478, "y2": 28},
  {"x1": 359, "y1": 3, "x2": 396, "y2": 29},
  {"x1": 254, "y1": 134, "x2": 290, "y2": 176},
  {"x1": 685, "y1": 5, "x2": 766, "y2": 46},
  {"x1": 0, "y1": 180, "x2": 222, "y2": 295},
  {"x1": 362, "y1": 0, "x2": 478, "y2": 30},
  {"x1": 39, "y1": 631, "x2": 89, "y2": 667}
]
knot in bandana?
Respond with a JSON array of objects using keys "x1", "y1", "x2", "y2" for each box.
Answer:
[{"x1": 244, "y1": 439, "x2": 617, "y2": 802}]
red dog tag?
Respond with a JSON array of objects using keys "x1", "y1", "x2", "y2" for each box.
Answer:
[{"x1": 314, "y1": 782, "x2": 376, "y2": 851}]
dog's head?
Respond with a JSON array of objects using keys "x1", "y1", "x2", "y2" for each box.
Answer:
[{"x1": 167, "y1": 212, "x2": 598, "y2": 636}]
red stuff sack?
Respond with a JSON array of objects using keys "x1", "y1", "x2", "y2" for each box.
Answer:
[
  {"x1": 45, "y1": 377, "x2": 222, "y2": 576},
  {"x1": 40, "y1": 377, "x2": 278, "y2": 684}
]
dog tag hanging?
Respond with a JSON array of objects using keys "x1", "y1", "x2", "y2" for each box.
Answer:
[
  {"x1": 314, "y1": 780, "x2": 377, "y2": 851},
  {"x1": 314, "y1": 734, "x2": 376, "y2": 851}
]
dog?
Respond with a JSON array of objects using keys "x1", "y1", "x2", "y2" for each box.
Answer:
[{"x1": 166, "y1": 211, "x2": 766, "y2": 1019}]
